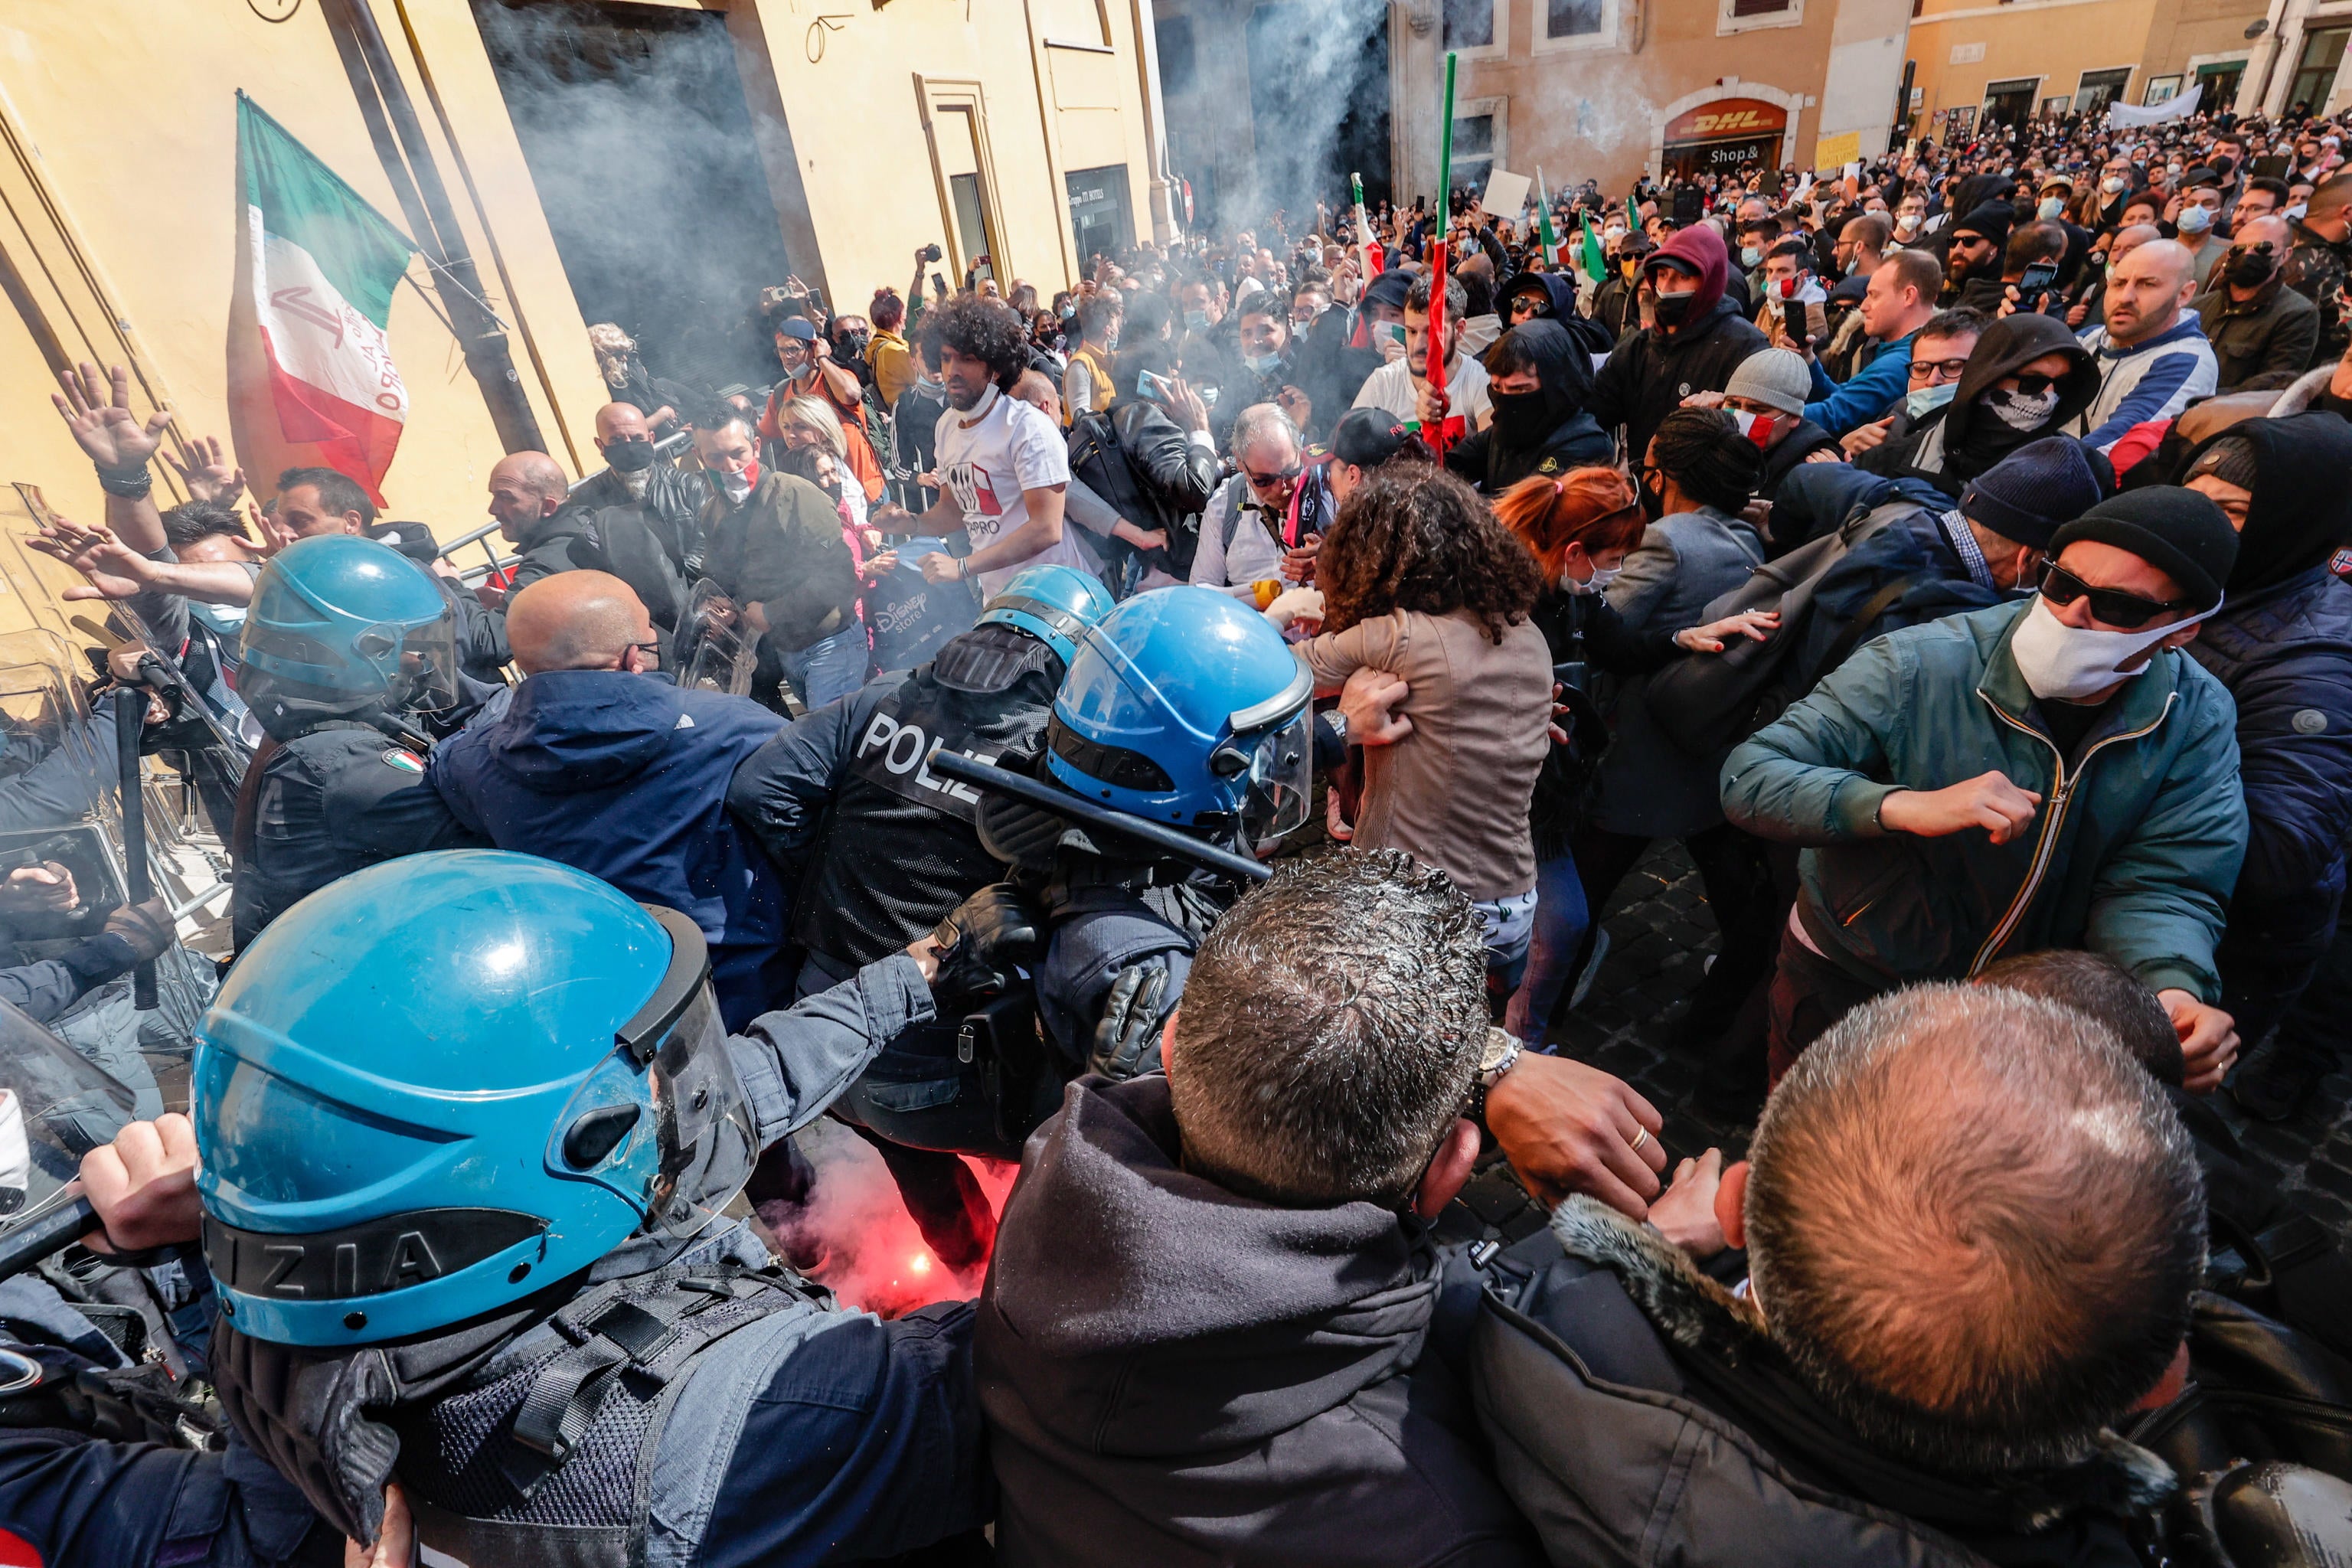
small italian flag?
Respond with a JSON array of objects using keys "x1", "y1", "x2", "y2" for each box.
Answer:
[{"x1": 230, "y1": 93, "x2": 415, "y2": 506}]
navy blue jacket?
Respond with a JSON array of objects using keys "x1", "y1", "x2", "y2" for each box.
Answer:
[
  {"x1": 2189, "y1": 565, "x2": 2352, "y2": 942},
  {"x1": 430, "y1": 671, "x2": 789, "y2": 1023}
]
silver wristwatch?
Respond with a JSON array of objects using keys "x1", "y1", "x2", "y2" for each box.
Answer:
[{"x1": 1468, "y1": 1027, "x2": 1522, "y2": 1122}]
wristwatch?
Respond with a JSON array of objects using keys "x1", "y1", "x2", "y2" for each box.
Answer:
[{"x1": 1467, "y1": 1027, "x2": 1522, "y2": 1124}]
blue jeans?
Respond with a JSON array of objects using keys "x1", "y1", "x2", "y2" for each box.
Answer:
[
  {"x1": 776, "y1": 621, "x2": 869, "y2": 710},
  {"x1": 1504, "y1": 854, "x2": 1590, "y2": 1043}
]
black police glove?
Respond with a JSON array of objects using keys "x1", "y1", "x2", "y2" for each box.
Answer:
[
  {"x1": 927, "y1": 884, "x2": 1042, "y2": 1012},
  {"x1": 1088, "y1": 962, "x2": 1171, "y2": 1081}
]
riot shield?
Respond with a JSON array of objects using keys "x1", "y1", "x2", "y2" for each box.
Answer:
[
  {"x1": 671, "y1": 579, "x2": 757, "y2": 697},
  {"x1": 0, "y1": 998, "x2": 136, "y2": 1235}
]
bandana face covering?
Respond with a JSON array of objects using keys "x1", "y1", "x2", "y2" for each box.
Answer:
[{"x1": 1982, "y1": 384, "x2": 2060, "y2": 432}]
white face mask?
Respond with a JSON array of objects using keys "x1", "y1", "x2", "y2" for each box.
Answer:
[
  {"x1": 2102, "y1": 176, "x2": 2128, "y2": 194},
  {"x1": 2007, "y1": 594, "x2": 2212, "y2": 701},
  {"x1": 2177, "y1": 204, "x2": 2214, "y2": 234},
  {"x1": 2038, "y1": 197, "x2": 2066, "y2": 220},
  {"x1": 1563, "y1": 562, "x2": 1622, "y2": 596}
]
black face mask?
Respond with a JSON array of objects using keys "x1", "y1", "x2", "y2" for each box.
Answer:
[
  {"x1": 2226, "y1": 245, "x2": 2278, "y2": 289},
  {"x1": 1652, "y1": 291, "x2": 1695, "y2": 328},
  {"x1": 1489, "y1": 388, "x2": 1553, "y2": 445},
  {"x1": 604, "y1": 436, "x2": 658, "y2": 472}
]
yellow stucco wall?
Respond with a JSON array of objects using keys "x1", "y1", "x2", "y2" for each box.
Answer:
[
  {"x1": 1904, "y1": 0, "x2": 2265, "y2": 130},
  {"x1": 0, "y1": 0, "x2": 1153, "y2": 547}
]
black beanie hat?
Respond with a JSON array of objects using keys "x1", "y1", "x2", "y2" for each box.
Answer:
[
  {"x1": 1952, "y1": 202, "x2": 2016, "y2": 250},
  {"x1": 2049, "y1": 486, "x2": 2240, "y2": 609},
  {"x1": 1962, "y1": 436, "x2": 2110, "y2": 550}
]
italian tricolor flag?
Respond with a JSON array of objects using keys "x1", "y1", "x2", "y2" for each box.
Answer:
[{"x1": 230, "y1": 94, "x2": 414, "y2": 506}]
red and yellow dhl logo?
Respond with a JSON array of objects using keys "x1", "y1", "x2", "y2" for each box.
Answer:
[{"x1": 1687, "y1": 108, "x2": 1773, "y2": 135}]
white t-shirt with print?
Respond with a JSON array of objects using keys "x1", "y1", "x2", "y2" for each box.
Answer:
[
  {"x1": 933, "y1": 385, "x2": 1083, "y2": 597},
  {"x1": 1351, "y1": 352, "x2": 1491, "y2": 438}
]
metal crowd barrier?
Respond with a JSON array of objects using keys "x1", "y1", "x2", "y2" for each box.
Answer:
[{"x1": 436, "y1": 430, "x2": 694, "y2": 584}]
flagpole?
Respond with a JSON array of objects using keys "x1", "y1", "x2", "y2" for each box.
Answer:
[{"x1": 1426, "y1": 51, "x2": 1457, "y2": 459}]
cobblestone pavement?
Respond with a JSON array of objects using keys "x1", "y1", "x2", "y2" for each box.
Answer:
[{"x1": 1529, "y1": 844, "x2": 2352, "y2": 1244}]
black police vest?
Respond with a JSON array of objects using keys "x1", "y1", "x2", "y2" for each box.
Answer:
[
  {"x1": 394, "y1": 1256, "x2": 831, "y2": 1568},
  {"x1": 230, "y1": 716, "x2": 481, "y2": 952},
  {"x1": 791, "y1": 666, "x2": 1055, "y2": 966}
]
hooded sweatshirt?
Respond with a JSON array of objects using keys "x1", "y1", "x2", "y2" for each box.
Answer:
[
  {"x1": 2180, "y1": 413, "x2": 2352, "y2": 943},
  {"x1": 975, "y1": 1073, "x2": 1540, "y2": 1568},
  {"x1": 427, "y1": 671, "x2": 789, "y2": 1024},
  {"x1": 1586, "y1": 222, "x2": 1771, "y2": 469},
  {"x1": 1857, "y1": 312, "x2": 2100, "y2": 496},
  {"x1": 1446, "y1": 319, "x2": 1612, "y2": 492}
]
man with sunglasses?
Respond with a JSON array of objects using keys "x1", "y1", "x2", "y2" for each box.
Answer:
[
  {"x1": 1725, "y1": 486, "x2": 2249, "y2": 1090},
  {"x1": 1191, "y1": 403, "x2": 1315, "y2": 599}
]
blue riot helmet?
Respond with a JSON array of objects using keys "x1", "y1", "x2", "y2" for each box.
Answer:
[
  {"x1": 1047, "y1": 586, "x2": 1315, "y2": 841},
  {"x1": 237, "y1": 534, "x2": 458, "y2": 738},
  {"x1": 975, "y1": 564, "x2": 1116, "y2": 668},
  {"x1": 194, "y1": 851, "x2": 756, "y2": 1347}
]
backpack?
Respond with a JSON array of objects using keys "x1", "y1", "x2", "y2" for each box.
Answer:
[
  {"x1": 1643, "y1": 497, "x2": 1922, "y2": 756},
  {"x1": 1067, "y1": 410, "x2": 1196, "y2": 588}
]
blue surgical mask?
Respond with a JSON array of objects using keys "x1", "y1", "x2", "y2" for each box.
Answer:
[
  {"x1": 2037, "y1": 197, "x2": 2066, "y2": 220},
  {"x1": 2177, "y1": 204, "x2": 2214, "y2": 234},
  {"x1": 1740, "y1": 246, "x2": 1763, "y2": 267},
  {"x1": 1243, "y1": 350, "x2": 1282, "y2": 375},
  {"x1": 1905, "y1": 380, "x2": 1959, "y2": 420},
  {"x1": 1184, "y1": 309, "x2": 1210, "y2": 332}
]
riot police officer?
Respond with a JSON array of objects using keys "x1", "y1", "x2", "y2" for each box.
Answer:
[
  {"x1": 229, "y1": 536, "x2": 483, "y2": 951},
  {"x1": 985, "y1": 586, "x2": 1315, "y2": 1074},
  {"x1": 0, "y1": 849, "x2": 991, "y2": 1566},
  {"x1": 725, "y1": 564, "x2": 1112, "y2": 1268}
]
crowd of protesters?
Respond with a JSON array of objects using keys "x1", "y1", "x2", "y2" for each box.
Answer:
[{"x1": 5, "y1": 94, "x2": 2352, "y2": 1568}]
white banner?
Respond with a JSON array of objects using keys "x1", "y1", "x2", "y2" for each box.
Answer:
[{"x1": 2107, "y1": 82, "x2": 2201, "y2": 128}]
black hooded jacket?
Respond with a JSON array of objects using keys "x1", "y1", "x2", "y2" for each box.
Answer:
[
  {"x1": 975, "y1": 1074, "x2": 1540, "y2": 1568},
  {"x1": 1586, "y1": 223, "x2": 1769, "y2": 467},
  {"x1": 1856, "y1": 313, "x2": 2099, "y2": 497},
  {"x1": 2179, "y1": 413, "x2": 2352, "y2": 946},
  {"x1": 1446, "y1": 320, "x2": 1612, "y2": 492},
  {"x1": 1478, "y1": 1200, "x2": 2172, "y2": 1568}
]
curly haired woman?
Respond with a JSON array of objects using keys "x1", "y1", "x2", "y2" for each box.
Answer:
[{"x1": 1262, "y1": 465, "x2": 1553, "y2": 978}]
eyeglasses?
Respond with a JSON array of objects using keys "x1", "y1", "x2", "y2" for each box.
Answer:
[
  {"x1": 2038, "y1": 562, "x2": 2194, "y2": 629},
  {"x1": 2007, "y1": 373, "x2": 2061, "y2": 396},
  {"x1": 1243, "y1": 463, "x2": 1302, "y2": 489},
  {"x1": 1909, "y1": 355, "x2": 1971, "y2": 382}
]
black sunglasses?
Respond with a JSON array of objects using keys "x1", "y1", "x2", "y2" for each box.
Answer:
[
  {"x1": 1243, "y1": 463, "x2": 1302, "y2": 488},
  {"x1": 2038, "y1": 562, "x2": 2193, "y2": 629},
  {"x1": 2007, "y1": 372, "x2": 2061, "y2": 396}
]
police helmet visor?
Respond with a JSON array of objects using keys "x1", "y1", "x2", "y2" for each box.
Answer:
[
  {"x1": 1238, "y1": 706, "x2": 1313, "y2": 838},
  {"x1": 642, "y1": 982, "x2": 756, "y2": 1240},
  {"x1": 381, "y1": 616, "x2": 460, "y2": 713}
]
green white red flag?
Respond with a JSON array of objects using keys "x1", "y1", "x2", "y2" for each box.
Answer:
[{"x1": 230, "y1": 93, "x2": 415, "y2": 505}]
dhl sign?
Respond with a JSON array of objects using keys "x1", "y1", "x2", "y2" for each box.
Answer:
[{"x1": 1664, "y1": 98, "x2": 1789, "y2": 142}]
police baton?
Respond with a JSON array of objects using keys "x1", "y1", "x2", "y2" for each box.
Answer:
[
  {"x1": 924, "y1": 751, "x2": 1273, "y2": 884},
  {"x1": 0, "y1": 1193, "x2": 96, "y2": 1281},
  {"x1": 112, "y1": 675, "x2": 157, "y2": 1011}
]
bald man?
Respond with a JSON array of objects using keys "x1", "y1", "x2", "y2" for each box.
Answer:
[
  {"x1": 482, "y1": 450, "x2": 603, "y2": 599},
  {"x1": 566, "y1": 401, "x2": 709, "y2": 632},
  {"x1": 1478, "y1": 982, "x2": 2203, "y2": 1564},
  {"x1": 2073, "y1": 237, "x2": 2218, "y2": 452},
  {"x1": 429, "y1": 570, "x2": 794, "y2": 1027}
]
